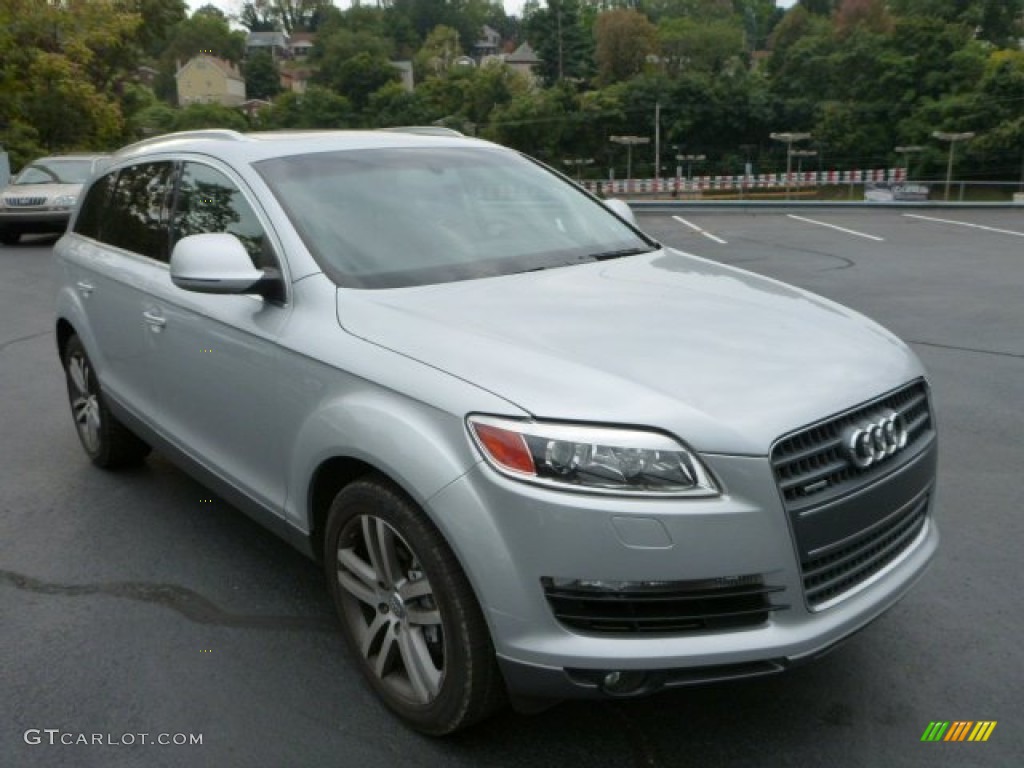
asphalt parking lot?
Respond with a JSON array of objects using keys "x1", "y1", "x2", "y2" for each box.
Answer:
[{"x1": 2, "y1": 207, "x2": 1021, "y2": 767}]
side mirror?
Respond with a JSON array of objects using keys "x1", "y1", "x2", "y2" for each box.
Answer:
[
  {"x1": 170, "y1": 233, "x2": 281, "y2": 300},
  {"x1": 603, "y1": 198, "x2": 637, "y2": 227}
]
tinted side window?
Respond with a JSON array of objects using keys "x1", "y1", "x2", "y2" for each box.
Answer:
[
  {"x1": 172, "y1": 163, "x2": 273, "y2": 269},
  {"x1": 74, "y1": 172, "x2": 116, "y2": 240},
  {"x1": 104, "y1": 162, "x2": 176, "y2": 262}
]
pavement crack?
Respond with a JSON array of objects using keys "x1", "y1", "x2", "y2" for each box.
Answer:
[
  {"x1": 908, "y1": 340, "x2": 1024, "y2": 360},
  {"x1": 730, "y1": 235, "x2": 856, "y2": 271},
  {"x1": 0, "y1": 569, "x2": 336, "y2": 632},
  {"x1": 0, "y1": 329, "x2": 51, "y2": 353}
]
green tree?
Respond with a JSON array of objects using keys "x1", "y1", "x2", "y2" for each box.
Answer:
[
  {"x1": 173, "y1": 103, "x2": 249, "y2": 131},
  {"x1": 115, "y1": 0, "x2": 188, "y2": 59},
  {"x1": 525, "y1": 0, "x2": 593, "y2": 84},
  {"x1": 259, "y1": 85, "x2": 354, "y2": 128},
  {"x1": 245, "y1": 50, "x2": 282, "y2": 100},
  {"x1": 658, "y1": 17, "x2": 746, "y2": 75},
  {"x1": 594, "y1": 10, "x2": 658, "y2": 85},
  {"x1": 0, "y1": 0, "x2": 140, "y2": 153},
  {"x1": 321, "y1": 53, "x2": 400, "y2": 113},
  {"x1": 414, "y1": 25, "x2": 464, "y2": 80}
]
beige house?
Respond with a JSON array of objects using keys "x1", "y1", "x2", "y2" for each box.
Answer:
[{"x1": 176, "y1": 55, "x2": 246, "y2": 107}]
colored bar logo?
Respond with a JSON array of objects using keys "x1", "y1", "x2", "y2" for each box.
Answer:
[{"x1": 921, "y1": 721, "x2": 997, "y2": 742}]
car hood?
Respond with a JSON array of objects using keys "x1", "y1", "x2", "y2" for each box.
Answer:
[{"x1": 335, "y1": 249, "x2": 924, "y2": 455}]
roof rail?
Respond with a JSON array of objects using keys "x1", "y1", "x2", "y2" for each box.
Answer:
[
  {"x1": 377, "y1": 126, "x2": 464, "y2": 137},
  {"x1": 115, "y1": 129, "x2": 247, "y2": 155}
]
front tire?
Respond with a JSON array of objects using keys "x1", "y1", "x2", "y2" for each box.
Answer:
[
  {"x1": 0, "y1": 227, "x2": 20, "y2": 245},
  {"x1": 62, "y1": 334, "x2": 151, "y2": 468},
  {"x1": 324, "y1": 478, "x2": 505, "y2": 735}
]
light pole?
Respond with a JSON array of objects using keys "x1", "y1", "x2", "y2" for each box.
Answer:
[
  {"x1": 770, "y1": 131, "x2": 811, "y2": 199},
  {"x1": 932, "y1": 131, "x2": 975, "y2": 201},
  {"x1": 789, "y1": 149, "x2": 817, "y2": 191},
  {"x1": 609, "y1": 135, "x2": 650, "y2": 185},
  {"x1": 894, "y1": 145, "x2": 923, "y2": 182},
  {"x1": 675, "y1": 154, "x2": 705, "y2": 191},
  {"x1": 563, "y1": 157, "x2": 594, "y2": 183}
]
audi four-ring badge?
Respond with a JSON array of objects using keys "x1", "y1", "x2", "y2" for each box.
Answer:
[
  {"x1": 842, "y1": 410, "x2": 910, "y2": 468},
  {"x1": 54, "y1": 130, "x2": 939, "y2": 734}
]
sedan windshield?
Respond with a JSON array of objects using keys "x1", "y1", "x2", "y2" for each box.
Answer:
[
  {"x1": 255, "y1": 147, "x2": 655, "y2": 288},
  {"x1": 14, "y1": 159, "x2": 94, "y2": 185}
]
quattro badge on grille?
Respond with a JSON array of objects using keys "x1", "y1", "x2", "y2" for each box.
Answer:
[{"x1": 842, "y1": 410, "x2": 908, "y2": 468}]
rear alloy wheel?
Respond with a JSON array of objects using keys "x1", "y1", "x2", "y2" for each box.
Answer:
[
  {"x1": 63, "y1": 334, "x2": 150, "y2": 468},
  {"x1": 324, "y1": 478, "x2": 504, "y2": 734}
]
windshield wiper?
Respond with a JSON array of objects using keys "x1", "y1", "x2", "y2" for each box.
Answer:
[{"x1": 586, "y1": 246, "x2": 655, "y2": 261}]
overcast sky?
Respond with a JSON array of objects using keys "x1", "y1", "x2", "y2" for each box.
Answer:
[{"x1": 187, "y1": 1, "x2": 799, "y2": 24}]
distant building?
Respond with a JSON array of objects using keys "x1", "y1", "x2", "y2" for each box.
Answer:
[
  {"x1": 279, "y1": 68, "x2": 312, "y2": 94},
  {"x1": 135, "y1": 65, "x2": 159, "y2": 86},
  {"x1": 474, "y1": 25, "x2": 501, "y2": 59},
  {"x1": 246, "y1": 30, "x2": 288, "y2": 60},
  {"x1": 175, "y1": 55, "x2": 246, "y2": 107},
  {"x1": 239, "y1": 99, "x2": 272, "y2": 119},
  {"x1": 288, "y1": 32, "x2": 316, "y2": 60},
  {"x1": 391, "y1": 60, "x2": 414, "y2": 93},
  {"x1": 504, "y1": 42, "x2": 542, "y2": 82}
]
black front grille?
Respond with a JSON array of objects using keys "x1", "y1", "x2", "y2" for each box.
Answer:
[
  {"x1": 803, "y1": 492, "x2": 929, "y2": 607},
  {"x1": 4, "y1": 196, "x2": 47, "y2": 207},
  {"x1": 542, "y1": 575, "x2": 787, "y2": 634},
  {"x1": 772, "y1": 380, "x2": 932, "y2": 510}
]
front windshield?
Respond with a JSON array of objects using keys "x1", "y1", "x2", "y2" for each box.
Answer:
[
  {"x1": 255, "y1": 147, "x2": 654, "y2": 289},
  {"x1": 14, "y1": 159, "x2": 94, "y2": 185}
]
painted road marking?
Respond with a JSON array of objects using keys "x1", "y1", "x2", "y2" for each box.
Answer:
[
  {"x1": 787, "y1": 214, "x2": 884, "y2": 241},
  {"x1": 904, "y1": 213, "x2": 1024, "y2": 238},
  {"x1": 672, "y1": 215, "x2": 728, "y2": 244}
]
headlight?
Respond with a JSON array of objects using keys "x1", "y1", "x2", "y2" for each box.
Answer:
[
  {"x1": 52, "y1": 195, "x2": 77, "y2": 207},
  {"x1": 467, "y1": 415, "x2": 718, "y2": 496}
]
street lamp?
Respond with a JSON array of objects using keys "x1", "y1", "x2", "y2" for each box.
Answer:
[
  {"x1": 609, "y1": 135, "x2": 650, "y2": 184},
  {"x1": 563, "y1": 157, "x2": 594, "y2": 183},
  {"x1": 770, "y1": 131, "x2": 811, "y2": 199},
  {"x1": 932, "y1": 131, "x2": 975, "y2": 201},
  {"x1": 894, "y1": 145, "x2": 924, "y2": 182},
  {"x1": 789, "y1": 149, "x2": 817, "y2": 190}
]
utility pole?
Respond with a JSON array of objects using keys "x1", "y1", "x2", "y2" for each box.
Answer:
[
  {"x1": 932, "y1": 131, "x2": 975, "y2": 201},
  {"x1": 654, "y1": 102, "x2": 661, "y2": 186}
]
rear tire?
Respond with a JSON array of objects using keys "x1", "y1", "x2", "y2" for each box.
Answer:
[
  {"x1": 62, "y1": 334, "x2": 151, "y2": 468},
  {"x1": 324, "y1": 477, "x2": 505, "y2": 735}
]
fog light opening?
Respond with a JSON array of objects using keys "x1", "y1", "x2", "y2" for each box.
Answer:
[{"x1": 601, "y1": 670, "x2": 647, "y2": 695}]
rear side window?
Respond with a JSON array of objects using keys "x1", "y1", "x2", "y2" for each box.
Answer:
[
  {"x1": 104, "y1": 162, "x2": 176, "y2": 262},
  {"x1": 74, "y1": 172, "x2": 116, "y2": 240},
  {"x1": 171, "y1": 163, "x2": 273, "y2": 269}
]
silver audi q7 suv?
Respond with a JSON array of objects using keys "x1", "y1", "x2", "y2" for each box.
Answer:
[{"x1": 54, "y1": 130, "x2": 938, "y2": 734}]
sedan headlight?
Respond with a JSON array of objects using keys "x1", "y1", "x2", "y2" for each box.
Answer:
[
  {"x1": 467, "y1": 415, "x2": 718, "y2": 496},
  {"x1": 52, "y1": 195, "x2": 77, "y2": 208}
]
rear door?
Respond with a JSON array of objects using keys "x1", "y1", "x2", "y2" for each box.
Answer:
[{"x1": 62, "y1": 162, "x2": 176, "y2": 420}]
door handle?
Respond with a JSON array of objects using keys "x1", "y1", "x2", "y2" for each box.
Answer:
[
  {"x1": 75, "y1": 280, "x2": 94, "y2": 297},
  {"x1": 142, "y1": 310, "x2": 166, "y2": 332}
]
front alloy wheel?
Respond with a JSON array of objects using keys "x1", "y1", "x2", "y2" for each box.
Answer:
[
  {"x1": 337, "y1": 514, "x2": 444, "y2": 704},
  {"x1": 324, "y1": 478, "x2": 504, "y2": 734}
]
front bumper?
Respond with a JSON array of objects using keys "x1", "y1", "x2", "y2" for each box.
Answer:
[
  {"x1": 0, "y1": 209, "x2": 71, "y2": 232},
  {"x1": 427, "y1": 446, "x2": 938, "y2": 700}
]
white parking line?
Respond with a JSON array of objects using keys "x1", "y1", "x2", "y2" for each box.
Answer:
[
  {"x1": 903, "y1": 213, "x2": 1024, "y2": 238},
  {"x1": 672, "y1": 215, "x2": 728, "y2": 244},
  {"x1": 786, "y1": 214, "x2": 884, "y2": 241}
]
